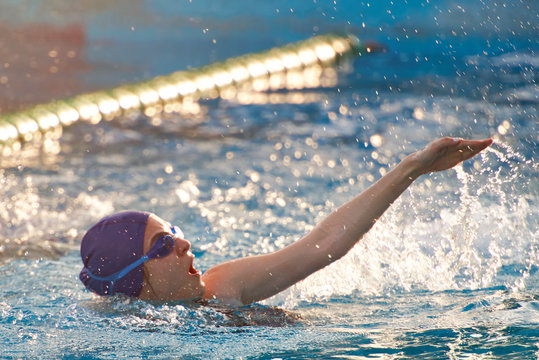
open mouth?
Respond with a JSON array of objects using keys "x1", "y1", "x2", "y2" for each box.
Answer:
[{"x1": 188, "y1": 260, "x2": 200, "y2": 276}]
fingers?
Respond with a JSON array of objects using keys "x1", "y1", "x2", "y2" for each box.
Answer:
[
  {"x1": 458, "y1": 138, "x2": 493, "y2": 149},
  {"x1": 454, "y1": 138, "x2": 493, "y2": 162},
  {"x1": 435, "y1": 137, "x2": 492, "y2": 152},
  {"x1": 414, "y1": 137, "x2": 493, "y2": 174},
  {"x1": 439, "y1": 137, "x2": 492, "y2": 149}
]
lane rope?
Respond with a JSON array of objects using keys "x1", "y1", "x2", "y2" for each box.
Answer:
[{"x1": 0, "y1": 34, "x2": 379, "y2": 154}]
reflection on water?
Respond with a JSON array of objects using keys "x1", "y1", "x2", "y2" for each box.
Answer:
[
  {"x1": 0, "y1": 168, "x2": 113, "y2": 265},
  {"x1": 0, "y1": 33, "x2": 358, "y2": 162}
]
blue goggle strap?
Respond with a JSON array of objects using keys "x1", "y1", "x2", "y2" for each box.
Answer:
[
  {"x1": 85, "y1": 233, "x2": 176, "y2": 284},
  {"x1": 171, "y1": 225, "x2": 184, "y2": 238},
  {"x1": 85, "y1": 254, "x2": 151, "y2": 283}
]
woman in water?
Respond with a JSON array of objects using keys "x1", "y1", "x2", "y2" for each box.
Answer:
[{"x1": 80, "y1": 137, "x2": 493, "y2": 306}]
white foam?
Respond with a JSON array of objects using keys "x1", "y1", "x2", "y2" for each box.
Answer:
[{"x1": 264, "y1": 143, "x2": 538, "y2": 308}]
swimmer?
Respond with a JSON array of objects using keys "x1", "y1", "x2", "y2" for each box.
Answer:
[{"x1": 80, "y1": 137, "x2": 493, "y2": 305}]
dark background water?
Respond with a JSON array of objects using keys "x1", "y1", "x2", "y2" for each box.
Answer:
[{"x1": 1, "y1": 1, "x2": 536, "y2": 109}]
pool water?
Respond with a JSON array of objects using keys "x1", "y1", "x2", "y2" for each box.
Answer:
[{"x1": 1, "y1": 1, "x2": 538, "y2": 359}]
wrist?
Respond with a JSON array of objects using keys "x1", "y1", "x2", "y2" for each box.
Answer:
[{"x1": 400, "y1": 153, "x2": 425, "y2": 180}]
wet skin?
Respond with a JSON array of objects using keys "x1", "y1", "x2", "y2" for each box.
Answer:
[{"x1": 139, "y1": 214, "x2": 206, "y2": 301}]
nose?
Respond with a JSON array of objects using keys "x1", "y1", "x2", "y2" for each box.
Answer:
[{"x1": 174, "y1": 237, "x2": 191, "y2": 256}]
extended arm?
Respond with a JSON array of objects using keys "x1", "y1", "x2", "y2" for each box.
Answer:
[{"x1": 202, "y1": 137, "x2": 493, "y2": 305}]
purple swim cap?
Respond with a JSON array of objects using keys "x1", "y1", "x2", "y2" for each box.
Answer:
[{"x1": 79, "y1": 211, "x2": 150, "y2": 297}]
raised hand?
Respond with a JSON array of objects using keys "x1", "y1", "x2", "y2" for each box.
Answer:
[{"x1": 410, "y1": 137, "x2": 493, "y2": 175}]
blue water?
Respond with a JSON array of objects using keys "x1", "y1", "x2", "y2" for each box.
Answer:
[{"x1": 1, "y1": 1, "x2": 538, "y2": 359}]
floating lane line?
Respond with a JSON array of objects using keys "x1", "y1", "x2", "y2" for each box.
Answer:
[{"x1": 0, "y1": 33, "x2": 380, "y2": 154}]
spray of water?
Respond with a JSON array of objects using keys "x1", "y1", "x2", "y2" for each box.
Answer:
[
  {"x1": 0, "y1": 169, "x2": 114, "y2": 264},
  {"x1": 265, "y1": 142, "x2": 537, "y2": 307}
]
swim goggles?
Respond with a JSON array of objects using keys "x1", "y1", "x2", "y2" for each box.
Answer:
[{"x1": 85, "y1": 225, "x2": 184, "y2": 291}]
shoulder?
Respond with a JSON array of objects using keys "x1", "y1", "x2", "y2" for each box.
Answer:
[{"x1": 201, "y1": 262, "x2": 245, "y2": 306}]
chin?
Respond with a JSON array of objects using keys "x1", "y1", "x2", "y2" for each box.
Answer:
[
  {"x1": 194, "y1": 280, "x2": 206, "y2": 299},
  {"x1": 179, "y1": 279, "x2": 206, "y2": 301}
]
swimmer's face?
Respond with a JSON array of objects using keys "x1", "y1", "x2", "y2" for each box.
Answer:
[{"x1": 139, "y1": 214, "x2": 206, "y2": 301}]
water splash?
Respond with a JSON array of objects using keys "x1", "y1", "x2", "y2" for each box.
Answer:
[
  {"x1": 266, "y1": 141, "x2": 538, "y2": 308},
  {"x1": 76, "y1": 296, "x2": 301, "y2": 332},
  {"x1": 0, "y1": 169, "x2": 114, "y2": 264}
]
